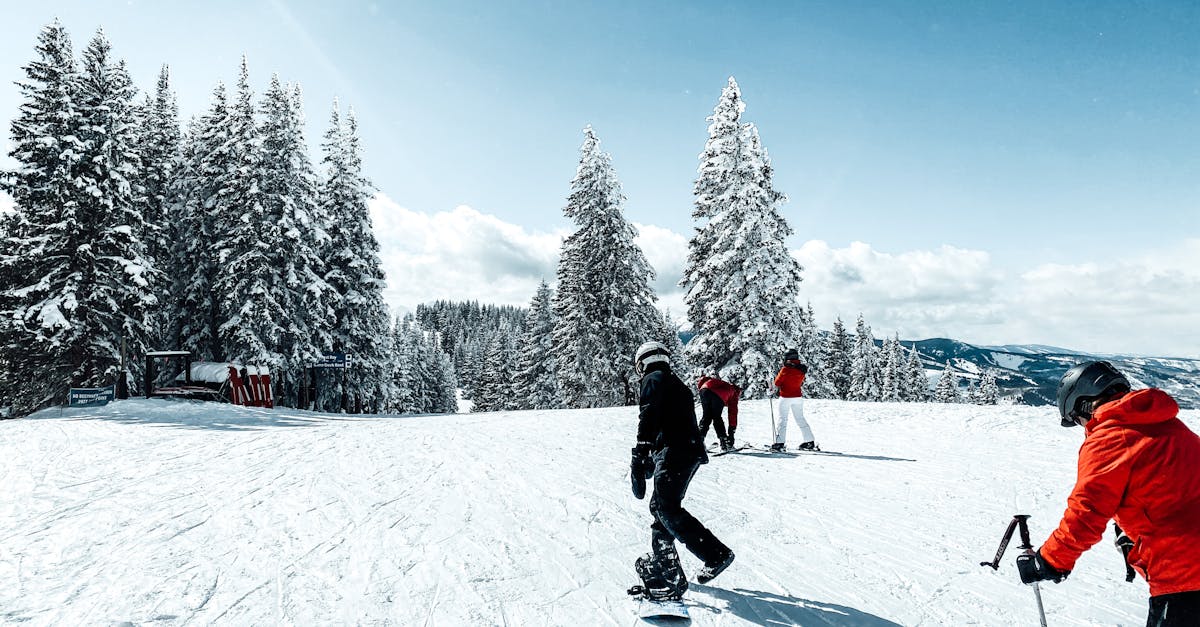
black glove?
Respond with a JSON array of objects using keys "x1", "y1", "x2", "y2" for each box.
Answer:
[
  {"x1": 1114, "y1": 523, "x2": 1136, "y2": 582},
  {"x1": 630, "y1": 445, "x2": 654, "y2": 500},
  {"x1": 1016, "y1": 550, "x2": 1069, "y2": 584}
]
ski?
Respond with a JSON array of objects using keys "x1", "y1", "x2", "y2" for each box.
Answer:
[{"x1": 711, "y1": 444, "x2": 748, "y2": 456}]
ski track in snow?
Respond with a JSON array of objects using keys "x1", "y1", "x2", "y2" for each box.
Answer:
[{"x1": 2, "y1": 399, "x2": 1195, "y2": 626}]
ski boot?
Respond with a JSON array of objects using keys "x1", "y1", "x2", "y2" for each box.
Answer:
[
  {"x1": 798, "y1": 441, "x2": 820, "y2": 451},
  {"x1": 696, "y1": 549, "x2": 735, "y2": 584},
  {"x1": 720, "y1": 436, "x2": 733, "y2": 452},
  {"x1": 769, "y1": 442, "x2": 785, "y2": 453}
]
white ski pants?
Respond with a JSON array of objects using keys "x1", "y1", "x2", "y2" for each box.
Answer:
[{"x1": 774, "y1": 397, "x2": 813, "y2": 445}]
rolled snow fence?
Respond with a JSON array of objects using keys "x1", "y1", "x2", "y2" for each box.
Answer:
[{"x1": 979, "y1": 514, "x2": 1049, "y2": 627}]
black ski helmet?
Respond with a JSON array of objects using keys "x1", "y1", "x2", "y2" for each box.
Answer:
[
  {"x1": 783, "y1": 348, "x2": 799, "y2": 361},
  {"x1": 1056, "y1": 361, "x2": 1131, "y2": 427}
]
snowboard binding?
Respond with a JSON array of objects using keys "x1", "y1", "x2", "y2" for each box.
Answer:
[{"x1": 630, "y1": 553, "x2": 687, "y2": 601}]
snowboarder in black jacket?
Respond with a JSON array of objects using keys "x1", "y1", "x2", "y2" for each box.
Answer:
[{"x1": 629, "y1": 341, "x2": 734, "y2": 601}]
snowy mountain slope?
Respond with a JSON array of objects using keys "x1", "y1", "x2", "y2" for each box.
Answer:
[
  {"x1": 913, "y1": 339, "x2": 1200, "y2": 408},
  {"x1": 3, "y1": 399, "x2": 1196, "y2": 626}
]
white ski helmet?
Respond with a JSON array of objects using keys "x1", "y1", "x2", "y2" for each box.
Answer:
[{"x1": 634, "y1": 341, "x2": 670, "y2": 375}]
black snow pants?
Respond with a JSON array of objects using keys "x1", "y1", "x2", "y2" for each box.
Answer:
[
  {"x1": 1147, "y1": 590, "x2": 1200, "y2": 627},
  {"x1": 649, "y1": 454, "x2": 729, "y2": 576},
  {"x1": 697, "y1": 389, "x2": 728, "y2": 444}
]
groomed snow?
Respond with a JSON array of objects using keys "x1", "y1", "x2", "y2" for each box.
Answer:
[{"x1": 3, "y1": 398, "x2": 1194, "y2": 626}]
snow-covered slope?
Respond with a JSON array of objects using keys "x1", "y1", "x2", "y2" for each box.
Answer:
[{"x1": 3, "y1": 398, "x2": 1196, "y2": 626}]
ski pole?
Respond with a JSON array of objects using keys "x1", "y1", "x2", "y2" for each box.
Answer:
[
  {"x1": 980, "y1": 514, "x2": 1048, "y2": 627},
  {"x1": 768, "y1": 383, "x2": 778, "y2": 444}
]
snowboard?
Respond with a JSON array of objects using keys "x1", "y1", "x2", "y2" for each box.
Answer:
[{"x1": 636, "y1": 597, "x2": 690, "y2": 621}]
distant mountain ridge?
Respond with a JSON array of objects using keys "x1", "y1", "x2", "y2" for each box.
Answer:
[{"x1": 906, "y1": 338, "x2": 1200, "y2": 409}]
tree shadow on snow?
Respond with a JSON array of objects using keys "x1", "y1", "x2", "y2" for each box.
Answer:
[{"x1": 690, "y1": 584, "x2": 903, "y2": 626}]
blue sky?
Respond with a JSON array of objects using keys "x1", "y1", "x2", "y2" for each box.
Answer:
[{"x1": 2, "y1": 1, "x2": 1199, "y2": 356}]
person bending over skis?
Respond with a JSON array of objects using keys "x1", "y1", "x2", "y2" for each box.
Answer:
[
  {"x1": 629, "y1": 341, "x2": 735, "y2": 601},
  {"x1": 771, "y1": 348, "x2": 816, "y2": 452},
  {"x1": 697, "y1": 375, "x2": 740, "y2": 451},
  {"x1": 1016, "y1": 361, "x2": 1200, "y2": 627}
]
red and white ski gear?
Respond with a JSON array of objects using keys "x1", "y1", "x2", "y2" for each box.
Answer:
[
  {"x1": 774, "y1": 360, "x2": 806, "y2": 398},
  {"x1": 697, "y1": 376, "x2": 740, "y2": 428},
  {"x1": 774, "y1": 397, "x2": 812, "y2": 445},
  {"x1": 1039, "y1": 388, "x2": 1200, "y2": 597}
]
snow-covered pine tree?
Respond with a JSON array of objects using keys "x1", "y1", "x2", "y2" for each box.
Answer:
[
  {"x1": 662, "y1": 310, "x2": 690, "y2": 377},
  {"x1": 849, "y1": 314, "x2": 880, "y2": 401},
  {"x1": 820, "y1": 316, "x2": 853, "y2": 400},
  {"x1": 320, "y1": 102, "x2": 393, "y2": 412},
  {"x1": 474, "y1": 327, "x2": 516, "y2": 412},
  {"x1": 211, "y1": 58, "x2": 286, "y2": 375},
  {"x1": 134, "y1": 64, "x2": 181, "y2": 350},
  {"x1": 904, "y1": 346, "x2": 929, "y2": 402},
  {"x1": 0, "y1": 20, "x2": 89, "y2": 412},
  {"x1": 965, "y1": 380, "x2": 979, "y2": 404},
  {"x1": 515, "y1": 280, "x2": 559, "y2": 410},
  {"x1": 681, "y1": 78, "x2": 804, "y2": 398},
  {"x1": 388, "y1": 315, "x2": 415, "y2": 413},
  {"x1": 259, "y1": 75, "x2": 332, "y2": 407},
  {"x1": 428, "y1": 339, "x2": 459, "y2": 414},
  {"x1": 292, "y1": 83, "x2": 334, "y2": 362},
  {"x1": 551, "y1": 126, "x2": 660, "y2": 408},
  {"x1": 879, "y1": 335, "x2": 903, "y2": 402},
  {"x1": 72, "y1": 31, "x2": 157, "y2": 387},
  {"x1": 933, "y1": 361, "x2": 961, "y2": 403},
  {"x1": 0, "y1": 27, "x2": 156, "y2": 413},
  {"x1": 977, "y1": 369, "x2": 1000, "y2": 405}
]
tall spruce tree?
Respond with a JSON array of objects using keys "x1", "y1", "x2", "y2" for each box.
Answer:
[
  {"x1": 681, "y1": 77, "x2": 804, "y2": 398},
  {"x1": 820, "y1": 316, "x2": 853, "y2": 400},
  {"x1": 904, "y1": 346, "x2": 928, "y2": 402},
  {"x1": 551, "y1": 126, "x2": 660, "y2": 408},
  {"x1": 879, "y1": 335, "x2": 903, "y2": 402},
  {"x1": 515, "y1": 281, "x2": 559, "y2": 410},
  {"x1": 0, "y1": 20, "x2": 85, "y2": 411},
  {"x1": 977, "y1": 370, "x2": 1000, "y2": 405},
  {"x1": 259, "y1": 75, "x2": 331, "y2": 406},
  {"x1": 320, "y1": 102, "x2": 393, "y2": 411},
  {"x1": 134, "y1": 65, "x2": 181, "y2": 349},
  {"x1": 213, "y1": 57, "x2": 284, "y2": 371},
  {"x1": 849, "y1": 314, "x2": 880, "y2": 401},
  {"x1": 173, "y1": 85, "x2": 231, "y2": 361},
  {"x1": 1, "y1": 26, "x2": 155, "y2": 413},
  {"x1": 933, "y1": 361, "x2": 961, "y2": 403}
]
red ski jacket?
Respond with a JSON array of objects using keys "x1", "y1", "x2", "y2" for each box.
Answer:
[
  {"x1": 697, "y1": 377, "x2": 740, "y2": 426},
  {"x1": 1040, "y1": 389, "x2": 1200, "y2": 596},
  {"x1": 773, "y1": 361, "x2": 807, "y2": 398}
]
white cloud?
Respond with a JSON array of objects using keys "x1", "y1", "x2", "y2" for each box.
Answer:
[
  {"x1": 1009, "y1": 240, "x2": 1200, "y2": 357},
  {"x1": 794, "y1": 239, "x2": 1200, "y2": 358},
  {"x1": 794, "y1": 240, "x2": 1008, "y2": 340},
  {"x1": 368, "y1": 193, "x2": 1200, "y2": 357},
  {"x1": 369, "y1": 194, "x2": 694, "y2": 316},
  {"x1": 369, "y1": 193, "x2": 565, "y2": 311}
]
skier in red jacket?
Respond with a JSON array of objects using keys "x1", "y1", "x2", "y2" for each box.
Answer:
[
  {"x1": 771, "y1": 348, "x2": 816, "y2": 452},
  {"x1": 697, "y1": 376, "x2": 740, "y2": 451},
  {"x1": 1017, "y1": 361, "x2": 1200, "y2": 626}
]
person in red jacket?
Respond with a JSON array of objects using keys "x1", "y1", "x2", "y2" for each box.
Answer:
[
  {"x1": 771, "y1": 348, "x2": 816, "y2": 452},
  {"x1": 1017, "y1": 361, "x2": 1200, "y2": 627},
  {"x1": 697, "y1": 376, "x2": 740, "y2": 451}
]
